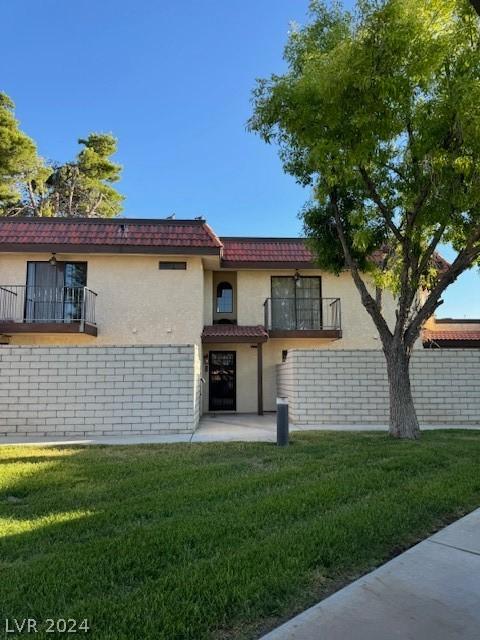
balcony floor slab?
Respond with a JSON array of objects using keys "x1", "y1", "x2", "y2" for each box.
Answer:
[{"x1": 0, "y1": 321, "x2": 97, "y2": 336}]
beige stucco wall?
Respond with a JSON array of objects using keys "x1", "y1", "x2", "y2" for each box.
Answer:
[
  {"x1": 429, "y1": 320, "x2": 480, "y2": 332},
  {"x1": 203, "y1": 270, "x2": 213, "y2": 325},
  {"x1": 0, "y1": 252, "x2": 205, "y2": 346},
  {"x1": 1, "y1": 256, "x2": 397, "y2": 351},
  {"x1": 236, "y1": 269, "x2": 396, "y2": 348}
]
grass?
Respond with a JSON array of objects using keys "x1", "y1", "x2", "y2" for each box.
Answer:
[{"x1": 0, "y1": 431, "x2": 479, "y2": 639}]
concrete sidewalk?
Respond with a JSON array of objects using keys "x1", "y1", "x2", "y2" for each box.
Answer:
[
  {"x1": 0, "y1": 414, "x2": 278, "y2": 446},
  {"x1": 261, "y1": 509, "x2": 480, "y2": 640},
  {"x1": 1, "y1": 413, "x2": 479, "y2": 446}
]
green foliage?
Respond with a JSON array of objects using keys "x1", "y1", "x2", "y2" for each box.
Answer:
[
  {"x1": 303, "y1": 189, "x2": 386, "y2": 275},
  {"x1": 47, "y1": 134, "x2": 124, "y2": 217},
  {"x1": 249, "y1": 0, "x2": 480, "y2": 286},
  {"x1": 0, "y1": 92, "x2": 123, "y2": 217},
  {"x1": 0, "y1": 93, "x2": 47, "y2": 213}
]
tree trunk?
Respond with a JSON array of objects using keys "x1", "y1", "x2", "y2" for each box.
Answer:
[{"x1": 385, "y1": 345, "x2": 420, "y2": 439}]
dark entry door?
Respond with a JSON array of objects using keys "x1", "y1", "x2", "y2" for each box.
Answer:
[{"x1": 209, "y1": 351, "x2": 236, "y2": 411}]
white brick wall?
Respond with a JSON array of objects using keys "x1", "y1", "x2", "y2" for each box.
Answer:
[
  {"x1": 277, "y1": 349, "x2": 480, "y2": 427},
  {"x1": 0, "y1": 345, "x2": 201, "y2": 437}
]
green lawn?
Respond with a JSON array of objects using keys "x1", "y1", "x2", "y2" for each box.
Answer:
[{"x1": 1, "y1": 431, "x2": 479, "y2": 639}]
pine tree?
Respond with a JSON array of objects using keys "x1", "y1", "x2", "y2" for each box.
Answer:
[
  {"x1": 0, "y1": 93, "x2": 48, "y2": 215},
  {"x1": 0, "y1": 92, "x2": 124, "y2": 218}
]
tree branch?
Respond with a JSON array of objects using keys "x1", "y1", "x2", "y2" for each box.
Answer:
[
  {"x1": 359, "y1": 166, "x2": 404, "y2": 244},
  {"x1": 406, "y1": 119, "x2": 419, "y2": 175},
  {"x1": 68, "y1": 169, "x2": 77, "y2": 217},
  {"x1": 385, "y1": 163, "x2": 406, "y2": 181},
  {"x1": 393, "y1": 166, "x2": 432, "y2": 338},
  {"x1": 415, "y1": 223, "x2": 447, "y2": 281},
  {"x1": 393, "y1": 242, "x2": 415, "y2": 340},
  {"x1": 470, "y1": 0, "x2": 480, "y2": 16},
  {"x1": 330, "y1": 188, "x2": 393, "y2": 346},
  {"x1": 26, "y1": 182, "x2": 38, "y2": 216},
  {"x1": 88, "y1": 193, "x2": 104, "y2": 217},
  {"x1": 404, "y1": 231, "x2": 480, "y2": 346},
  {"x1": 407, "y1": 179, "x2": 431, "y2": 231}
]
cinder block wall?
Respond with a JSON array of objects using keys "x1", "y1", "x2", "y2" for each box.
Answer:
[
  {"x1": 0, "y1": 345, "x2": 201, "y2": 437},
  {"x1": 277, "y1": 349, "x2": 480, "y2": 427}
]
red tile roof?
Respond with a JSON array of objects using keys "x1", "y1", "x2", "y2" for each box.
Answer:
[
  {"x1": 0, "y1": 219, "x2": 449, "y2": 272},
  {"x1": 221, "y1": 238, "x2": 314, "y2": 266},
  {"x1": 0, "y1": 218, "x2": 222, "y2": 253},
  {"x1": 202, "y1": 324, "x2": 268, "y2": 341},
  {"x1": 221, "y1": 238, "x2": 449, "y2": 271},
  {"x1": 422, "y1": 330, "x2": 480, "y2": 342}
]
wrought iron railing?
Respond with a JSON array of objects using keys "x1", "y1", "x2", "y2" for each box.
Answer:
[
  {"x1": 0, "y1": 286, "x2": 97, "y2": 327},
  {"x1": 264, "y1": 297, "x2": 341, "y2": 331}
]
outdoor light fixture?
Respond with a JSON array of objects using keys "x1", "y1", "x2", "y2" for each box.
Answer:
[
  {"x1": 294, "y1": 269, "x2": 300, "y2": 285},
  {"x1": 48, "y1": 253, "x2": 57, "y2": 266}
]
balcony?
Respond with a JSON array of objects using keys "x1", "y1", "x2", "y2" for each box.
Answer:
[
  {"x1": 264, "y1": 297, "x2": 342, "y2": 338},
  {"x1": 0, "y1": 286, "x2": 98, "y2": 336}
]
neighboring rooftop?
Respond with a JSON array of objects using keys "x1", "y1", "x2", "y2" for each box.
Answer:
[{"x1": 422, "y1": 319, "x2": 480, "y2": 348}]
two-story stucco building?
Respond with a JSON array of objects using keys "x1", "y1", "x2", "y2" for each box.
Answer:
[{"x1": 0, "y1": 217, "x2": 398, "y2": 432}]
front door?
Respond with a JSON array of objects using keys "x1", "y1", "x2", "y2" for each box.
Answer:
[{"x1": 209, "y1": 351, "x2": 236, "y2": 411}]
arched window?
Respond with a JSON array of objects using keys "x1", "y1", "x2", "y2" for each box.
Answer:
[{"x1": 216, "y1": 282, "x2": 233, "y2": 313}]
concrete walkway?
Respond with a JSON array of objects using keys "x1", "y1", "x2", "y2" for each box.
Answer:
[
  {"x1": 0, "y1": 413, "x2": 479, "y2": 446},
  {"x1": 0, "y1": 414, "x2": 277, "y2": 446},
  {"x1": 261, "y1": 508, "x2": 480, "y2": 640},
  {"x1": 193, "y1": 413, "x2": 279, "y2": 442}
]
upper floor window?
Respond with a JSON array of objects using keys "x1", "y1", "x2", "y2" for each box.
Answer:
[
  {"x1": 216, "y1": 281, "x2": 233, "y2": 313},
  {"x1": 271, "y1": 276, "x2": 321, "y2": 299},
  {"x1": 159, "y1": 261, "x2": 187, "y2": 270}
]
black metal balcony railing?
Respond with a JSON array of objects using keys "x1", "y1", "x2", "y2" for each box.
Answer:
[
  {"x1": 264, "y1": 297, "x2": 341, "y2": 332},
  {"x1": 0, "y1": 286, "x2": 97, "y2": 328}
]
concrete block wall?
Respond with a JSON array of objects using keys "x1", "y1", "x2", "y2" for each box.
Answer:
[
  {"x1": 277, "y1": 349, "x2": 480, "y2": 427},
  {"x1": 0, "y1": 345, "x2": 201, "y2": 437}
]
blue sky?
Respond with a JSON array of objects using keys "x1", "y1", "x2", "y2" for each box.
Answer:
[{"x1": 2, "y1": 0, "x2": 479, "y2": 317}]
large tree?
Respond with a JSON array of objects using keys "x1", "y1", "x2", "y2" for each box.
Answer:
[
  {"x1": 45, "y1": 134, "x2": 123, "y2": 218},
  {"x1": 0, "y1": 92, "x2": 123, "y2": 217},
  {"x1": 0, "y1": 93, "x2": 46, "y2": 213},
  {"x1": 249, "y1": 0, "x2": 480, "y2": 439}
]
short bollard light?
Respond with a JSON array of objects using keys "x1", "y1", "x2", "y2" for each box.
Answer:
[{"x1": 276, "y1": 397, "x2": 289, "y2": 446}]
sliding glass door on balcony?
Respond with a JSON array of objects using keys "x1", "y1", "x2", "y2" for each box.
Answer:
[
  {"x1": 271, "y1": 276, "x2": 322, "y2": 331},
  {"x1": 25, "y1": 262, "x2": 87, "y2": 323}
]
